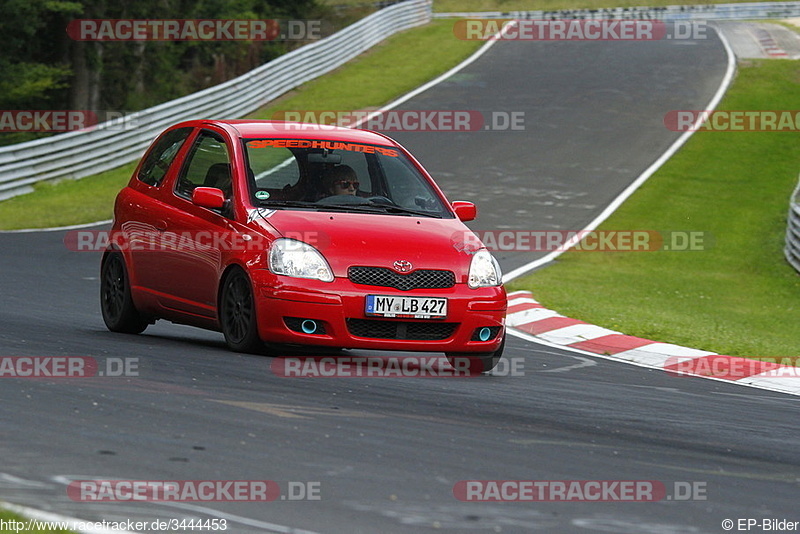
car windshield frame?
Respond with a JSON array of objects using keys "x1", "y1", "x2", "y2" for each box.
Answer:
[{"x1": 241, "y1": 138, "x2": 453, "y2": 219}]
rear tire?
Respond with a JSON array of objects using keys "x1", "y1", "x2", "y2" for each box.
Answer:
[
  {"x1": 219, "y1": 269, "x2": 263, "y2": 353},
  {"x1": 446, "y1": 336, "x2": 505, "y2": 375},
  {"x1": 100, "y1": 252, "x2": 149, "y2": 334}
]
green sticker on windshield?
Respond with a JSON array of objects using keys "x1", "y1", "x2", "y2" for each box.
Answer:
[{"x1": 255, "y1": 190, "x2": 270, "y2": 200}]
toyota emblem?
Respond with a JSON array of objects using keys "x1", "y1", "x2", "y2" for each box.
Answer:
[{"x1": 393, "y1": 260, "x2": 413, "y2": 273}]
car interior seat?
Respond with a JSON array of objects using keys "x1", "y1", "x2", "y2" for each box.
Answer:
[{"x1": 203, "y1": 163, "x2": 232, "y2": 198}]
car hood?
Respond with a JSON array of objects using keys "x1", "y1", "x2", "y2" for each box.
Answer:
[{"x1": 251, "y1": 209, "x2": 479, "y2": 278}]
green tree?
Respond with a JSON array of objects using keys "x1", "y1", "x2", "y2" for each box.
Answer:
[
  {"x1": 0, "y1": 0, "x2": 334, "y2": 145},
  {"x1": 0, "y1": 1, "x2": 81, "y2": 108}
]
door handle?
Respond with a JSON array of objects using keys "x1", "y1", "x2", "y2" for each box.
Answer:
[{"x1": 154, "y1": 220, "x2": 167, "y2": 232}]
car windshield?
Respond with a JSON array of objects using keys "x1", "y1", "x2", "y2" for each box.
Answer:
[{"x1": 242, "y1": 138, "x2": 451, "y2": 218}]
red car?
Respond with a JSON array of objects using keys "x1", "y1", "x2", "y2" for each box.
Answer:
[{"x1": 100, "y1": 120, "x2": 506, "y2": 371}]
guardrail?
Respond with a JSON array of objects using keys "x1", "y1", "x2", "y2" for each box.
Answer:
[
  {"x1": 786, "y1": 175, "x2": 800, "y2": 274},
  {"x1": 433, "y1": 1, "x2": 800, "y2": 20},
  {"x1": 0, "y1": 0, "x2": 432, "y2": 201}
]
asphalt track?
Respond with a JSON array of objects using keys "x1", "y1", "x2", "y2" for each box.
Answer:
[
  {"x1": 389, "y1": 26, "x2": 731, "y2": 271},
  {"x1": 1, "y1": 24, "x2": 799, "y2": 534}
]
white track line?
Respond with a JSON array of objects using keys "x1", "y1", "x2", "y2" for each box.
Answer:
[
  {"x1": 506, "y1": 327, "x2": 800, "y2": 398},
  {"x1": 504, "y1": 23, "x2": 737, "y2": 282},
  {"x1": 351, "y1": 22, "x2": 512, "y2": 125},
  {"x1": 0, "y1": 219, "x2": 112, "y2": 234},
  {"x1": 499, "y1": 27, "x2": 800, "y2": 396}
]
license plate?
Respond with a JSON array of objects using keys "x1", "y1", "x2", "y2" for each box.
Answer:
[{"x1": 365, "y1": 295, "x2": 447, "y2": 319}]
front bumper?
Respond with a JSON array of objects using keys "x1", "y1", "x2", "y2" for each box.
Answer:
[{"x1": 250, "y1": 270, "x2": 506, "y2": 353}]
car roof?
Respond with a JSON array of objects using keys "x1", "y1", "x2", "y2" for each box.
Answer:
[{"x1": 180, "y1": 119, "x2": 399, "y2": 147}]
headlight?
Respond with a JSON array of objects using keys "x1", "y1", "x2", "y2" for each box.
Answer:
[
  {"x1": 269, "y1": 238, "x2": 334, "y2": 282},
  {"x1": 468, "y1": 249, "x2": 502, "y2": 288}
]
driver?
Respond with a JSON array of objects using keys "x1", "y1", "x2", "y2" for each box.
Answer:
[{"x1": 323, "y1": 165, "x2": 359, "y2": 197}]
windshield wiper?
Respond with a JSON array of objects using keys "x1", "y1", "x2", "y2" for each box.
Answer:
[
  {"x1": 258, "y1": 200, "x2": 388, "y2": 215},
  {"x1": 259, "y1": 199, "x2": 443, "y2": 218},
  {"x1": 258, "y1": 200, "x2": 318, "y2": 209},
  {"x1": 367, "y1": 204, "x2": 443, "y2": 218},
  {"x1": 312, "y1": 204, "x2": 444, "y2": 217}
]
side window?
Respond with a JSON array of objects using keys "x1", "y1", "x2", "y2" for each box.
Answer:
[
  {"x1": 176, "y1": 132, "x2": 232, "y2": 200},
  {"x1": 137, "y1": 127, "x2": 193, "y2": 187}
]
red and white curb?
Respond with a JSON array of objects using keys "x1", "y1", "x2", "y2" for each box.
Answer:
[
  {"x1": 752, "y1": 28, "x2": 789, "y2": 58},
  {"x1": 506, "y1": 291, "x2": 800, "y2": 397}
]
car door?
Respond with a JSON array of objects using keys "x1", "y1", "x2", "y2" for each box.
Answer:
[
  {"x1": 152, "y1": 129, "x2": 238, "y2": 318},
  {"x1": 125, "y1": 126, "x2": 194, "y2": 293}
]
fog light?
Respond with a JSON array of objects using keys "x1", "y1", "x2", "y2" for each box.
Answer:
[
  {"x1": 478, "y1": 327, "x2": 492, "y2": 342},
  {"x1": 301, "y1": 320, "x2": 318, "y2": 334}
]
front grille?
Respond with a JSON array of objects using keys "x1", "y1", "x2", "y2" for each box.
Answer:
[
  {"x1": 347, "y1": 319, "x2": 457, "y2": 340},
  {"x1": 348, "y1": 266, "x2": 455, "y2": 291}
]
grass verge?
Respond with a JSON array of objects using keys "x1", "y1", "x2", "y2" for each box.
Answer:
[
  {"x1": 0, "y1": 19, "x2": 482, "y2": 230},
  {"x1": 508, "y1": 59, "x2": 800, "y2": 358},
  {"x1": 0, "y1": 162, "x2": 136, "y2": 230}
]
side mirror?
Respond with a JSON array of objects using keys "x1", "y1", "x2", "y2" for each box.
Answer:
[
  {"x1": 451, "y1": 201, "x2": 476, "y2": 222},
  {"x1": 192, "y1": 187, "x2": 226, "y2": 210}
]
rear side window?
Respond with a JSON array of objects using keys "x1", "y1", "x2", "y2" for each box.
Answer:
[{"x1": 137, "y1": 127, "x2": 192, "y2": 187}]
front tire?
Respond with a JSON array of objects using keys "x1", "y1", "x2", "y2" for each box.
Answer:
[
  {"x1": 219, "y1": 269, "x2": 263, "y2": 353},
  {"x1": 100, "y1": 252, "x2": 149, "y2": 334}
]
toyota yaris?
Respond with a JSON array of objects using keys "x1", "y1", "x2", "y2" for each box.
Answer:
[{"x1": 101, "y1": 120, "x2": 507, "y2": 371}]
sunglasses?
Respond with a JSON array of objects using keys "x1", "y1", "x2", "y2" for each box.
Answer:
[{"x1": 334, "y1": 180, "x2": 359, "y2": 189}]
